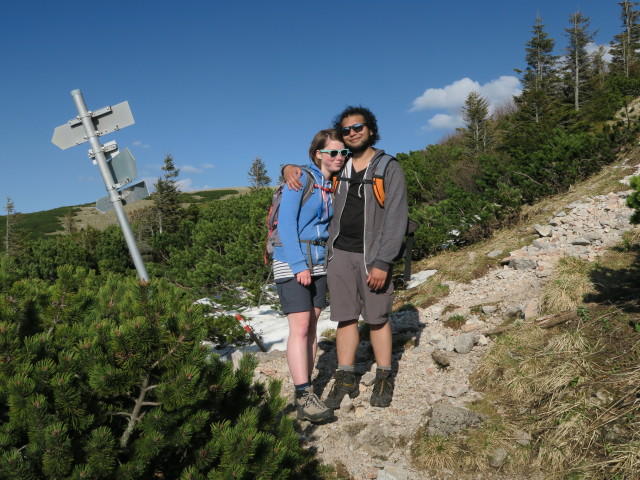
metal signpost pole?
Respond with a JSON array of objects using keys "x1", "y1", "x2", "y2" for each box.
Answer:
[{"x1": 69, "y1": 89, "x2": 150, "y2": 282}]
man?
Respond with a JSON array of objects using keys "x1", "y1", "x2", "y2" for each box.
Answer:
[{"x1": 284, "y1": 106, "x2": 408, "y2": 408}]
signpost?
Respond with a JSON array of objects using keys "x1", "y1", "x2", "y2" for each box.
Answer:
[{"x1": 52, "y1": 89, "x2": 150, "y2": 282}]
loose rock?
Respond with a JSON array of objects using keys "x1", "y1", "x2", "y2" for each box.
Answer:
[
  {"x1": 490, "y1": 447, "x2": 508, "y2": 468},
  {"x1": 431, "y1": 350, "x2": 451, "y2": 367}
]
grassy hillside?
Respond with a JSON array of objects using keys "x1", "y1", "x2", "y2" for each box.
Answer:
[
  {"x1": 0, "y1": 205, "x2": 83, "y2": 239},
  {"x1": 396, "y1": 144, "x2": 640, "y2": 310},
  {"x1": 0, "y1": 188, "x2": 244, "y2": 242},
  {"x1": 398, "y1": 143, "x2": 640, "y2": 478}
]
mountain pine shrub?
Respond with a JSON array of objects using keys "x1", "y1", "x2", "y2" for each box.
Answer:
[{"x1": 0, "y1": 266, "x2": 317, "y2": 479}]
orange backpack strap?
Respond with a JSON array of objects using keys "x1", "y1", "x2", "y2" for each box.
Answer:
[
  {"x1": 331, "y1": 155, "x2": 396, "y2": 207},
  {"x1": 372, "y1": 177, "x2": 385, "y2": 208},
  {"x1": 370, "y1": 154, "x2": 396, "y2": 208},
  {"x1": 331, "y1": 165, "x2": 350, "y2": 192}
]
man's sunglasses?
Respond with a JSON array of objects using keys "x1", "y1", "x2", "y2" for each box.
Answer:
[
  {"x1": 319, "y1": 149, "x2": 351, "y2": 158},
  {"x1": 341, "y1": 122, "x2": 367, "y2": 135}
]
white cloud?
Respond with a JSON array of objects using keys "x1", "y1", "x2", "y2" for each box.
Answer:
[
  {"x1": 176, "y1": 179, "x2": 213, "y2": 192},
  {"x1": 132, "y1": 140, "x2": 150, "y2": 149},
  {"x1": 410, "y1": 77, "x2": 480, "y2": 111},
  {"x1": 423, "y1": 113, "x2": 461, "y2": 131},
  {"x1": 181, "y1": 165, "x2": 204, "y2": 174},
  {"x1": 177, "y1": 178, "x2": 193, "y2": 191},
  {"x1": 411, "y1": 75, "x2": 522, "y2": 131},
  {"x1": 480, "y1": 76, "x2": 522, "y2": 108},
  {"x1": 586, "y1": 42, "x2": 612, "y2": 63},
  {"x1": 202, "y1": 163, "x2": 214, "y2": 169}
]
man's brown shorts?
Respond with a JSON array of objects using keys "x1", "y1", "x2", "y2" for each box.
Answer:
[{"x1": 327, "y1": 248, "x2": 393, "y2": 325}]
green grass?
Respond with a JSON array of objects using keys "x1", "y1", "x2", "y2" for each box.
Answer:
[
  {"x1": 0, "y1": 206, "x2": 81, "y2": 241},
  {"x1": 0, "y1": 189, "x2": 241, "y2": 247}
]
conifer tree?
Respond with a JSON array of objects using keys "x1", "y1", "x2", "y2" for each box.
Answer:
[
  {"x1": 610, "y1": 1, "x2": 640, "y2": 78},
  {"x1": 522, "y1": 14, "x2": 558, "y2": 94},
  {"x1": 247, "y1": 157, "x2": 272, "y2": 192},
  {"x1": 506, "y1": 15, "x2": 564, "y2": 153},
  {"x1": 0, "y1": 267, "x2": 318, "y2": 479},
  {"x1": 62, "y1": 208, "x2": 77, "y2": 235},
  {"x1": 3, "y1": 196, "x2": 12, "y2": 253},
  {"x1": 461, "y1": 91, "x2": 493, "y2": 156},
  {"x1": 563, "y1": 10, "x2": 597, "y2": 111},
  {"x1": 3, "y1": 197, "x2": 28, "y2": 257},
  {"x1": 154, "y1": 153, "x2": 182, "y2": 234},
  {"x1": 581, "y1": 45, "x2": 612, "y2": 121}
]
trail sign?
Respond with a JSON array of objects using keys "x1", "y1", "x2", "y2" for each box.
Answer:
[
  {"x1": 106, "y1": 147, "x2": 137, "y2": 188},
  {"x1": 96, "y1": 180, "x2": 149, "y2": 213},
  {"x1": 52, "y1": 89, "x2": 149, "y2": 281},
  {"x1": 52, "y1": 101, "x2": 134, "y2": 150}
]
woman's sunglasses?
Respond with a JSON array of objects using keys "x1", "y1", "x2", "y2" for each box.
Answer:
[{"x1": 319, "y1": 149, "x2": 351, "y2": 158}]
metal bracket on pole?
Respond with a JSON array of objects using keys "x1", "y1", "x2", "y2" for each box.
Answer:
[
  {"x1": 88, "y1": 140, "x2": 118, "y2": 160},
  {"x1": 52, "y1": 89, "x2": 150, "y2": 282}
]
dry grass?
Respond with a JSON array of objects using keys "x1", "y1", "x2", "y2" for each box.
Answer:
[
  {"x1": 320, "y1": 328, "x2": 336, "y2": 342},
  {"x1": 608, "y1": 442, "x2": 640, "y2": 478},
  {"x1": 469, "y1": 308, "x2": 640, "y2": 478},
  {"x1": 456, "y1": 228, "x2": 640, "y2": 478},
  {"x1": 540, "y1": 257, "x2": 596, "y2": 314},
  {"x1": 443, "y1": 314, "x2": 466, "y2": 330},
  {"x1": 411, "y1": 433, "x2": 458, "y2": 472},
  {"x1": 412, "y1": 401, "x2": 533, "y2": 476}
]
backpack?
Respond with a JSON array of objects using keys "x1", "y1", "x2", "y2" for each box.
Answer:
[
  {"x1": 264, "y1": 166, "x2": 317, "y2": 264},
  {"x1": 331, "y1": 153, "x2": 395, "y2": 208},
  {"x1": 332, "y1": 154, "x2": 419, "y2": 284}
]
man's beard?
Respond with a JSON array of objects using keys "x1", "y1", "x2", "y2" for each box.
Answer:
[{"x1": 346, "y1": 138, "x2": 372, "y2": 154}]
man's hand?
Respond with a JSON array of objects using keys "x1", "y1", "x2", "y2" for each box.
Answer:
[
  {"x1": 367, "y1": 267, "x2": 388, "y2": 291},
  {"x1": 296, "y1": 269, "x2": 311, "y2": 286},
  {"x1": 283, "y1": 165, "x2": 303, "y2": 191}
]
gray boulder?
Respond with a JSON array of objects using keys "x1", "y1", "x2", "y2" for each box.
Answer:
[
  {"x1": 509, "y1": 257, "x2": 537, "y2": 270},
  {"x1": 453, "y1": 333, "x2": 476, "y2": 354},
  {"x1": 428, "y1": 401, "x2": 485, "y2": 436}
]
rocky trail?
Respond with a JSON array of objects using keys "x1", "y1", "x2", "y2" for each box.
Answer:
[{"x1": 246, "y1": 163, "x2": 640, "y2": 480}]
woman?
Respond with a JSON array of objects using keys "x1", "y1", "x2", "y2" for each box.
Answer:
[{"x1": 273, "y1": 129, "x2": 348, "y2": 423}]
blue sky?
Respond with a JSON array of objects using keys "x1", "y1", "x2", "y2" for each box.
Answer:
[{"x1": 1, "y1": 1, "x2": 624, "y2": 213}]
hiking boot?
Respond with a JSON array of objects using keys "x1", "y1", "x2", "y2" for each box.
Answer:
[
  {"x1": 369, "y1": 370, "x2": 394, "y2": 408},
  {"x1": 324, "y1": 370, "x2": 359, "y2": 409},
  {"x1": 296, "y1": 387, "x2": 334, "y2": 423}
]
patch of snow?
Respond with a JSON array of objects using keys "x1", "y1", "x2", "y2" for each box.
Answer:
[{"x1": 406, "y1": 269, "x2": 437, "y2": 289}]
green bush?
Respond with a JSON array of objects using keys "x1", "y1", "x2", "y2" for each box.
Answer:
[
  {"x1": 626, "y1": 176, "x2": 640, "y2": 224},
  {"x1": 0, "y1": 266, "x2": 318, "y2": 479},
  {"x1": 164, "y1": 189, "x2": 272, "y2": 299}
]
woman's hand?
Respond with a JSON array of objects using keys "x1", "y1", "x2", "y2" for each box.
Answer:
[
  {"x1": 296, "y1": 269, "x2": 311, "y2": 286},
  {"x1": 283, "y1": 165, "x2": 303, "y2": 190}
]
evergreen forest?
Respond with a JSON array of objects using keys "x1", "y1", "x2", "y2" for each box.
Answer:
[{"x1": 4, "y1": 2, "x2": 640, "y2": 478}]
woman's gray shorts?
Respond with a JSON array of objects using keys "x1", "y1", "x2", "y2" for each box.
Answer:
[
  {"x1": 276, "y1": 275, "x2": 327, "y2": 314},
  {"x1": 327, "y1": 248, "x2": 393, "y2": 325}
]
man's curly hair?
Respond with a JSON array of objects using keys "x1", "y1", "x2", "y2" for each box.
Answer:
[{"x1": 332, "y1": 105, "x2": 380, "y2": 146}]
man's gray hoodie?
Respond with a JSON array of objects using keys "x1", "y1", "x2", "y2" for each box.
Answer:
[{"x1": 327, "y1": 149, "x2": 408, "y2": 273}]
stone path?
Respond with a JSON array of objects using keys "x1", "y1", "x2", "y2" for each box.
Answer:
[{"x1": 249, "y1": 164, "x2": 640, "y2": 480}]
